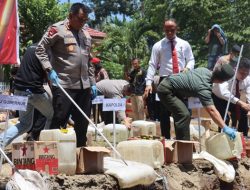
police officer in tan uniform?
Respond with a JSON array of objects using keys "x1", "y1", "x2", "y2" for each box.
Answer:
[{"x1": 36, "y1": 3, "x2": 96, "y2": 147}]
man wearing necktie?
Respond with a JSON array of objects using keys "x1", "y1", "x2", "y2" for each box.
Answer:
[
  {"x1": 212, "y1": 57, "x2": 250, "y2": 136},
  {"x1": 144, "y1": 19, "x2": 195, "y2": 139}
]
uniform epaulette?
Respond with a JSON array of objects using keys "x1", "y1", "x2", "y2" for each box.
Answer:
[
  {"x1": 48, "y1": 27, "x2": 58, "y2": 37},
  {"x1": 53, "y1": 20, "x2": 64, "y2": 27}
]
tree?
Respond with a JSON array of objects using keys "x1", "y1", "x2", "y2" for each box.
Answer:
[
  {"x1": 18, "y1": 0, "x2": 68, "y2": 51},
  {"x1": 139, "y1": 0, "x2": 250, "y2": 66},
  {"x1": 83, "y1": 0, "x2": 139, "y2": 26},
  {"x1": 95, "y1": 18, "x2": 159, "y2": 78},
  {"x1": 172, "y1": 0, "x2": 250, "y2": 65}
]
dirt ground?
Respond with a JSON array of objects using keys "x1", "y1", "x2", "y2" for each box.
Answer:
[{"x1": 0, "y1": 157, "x2": 250, "y2": 190}]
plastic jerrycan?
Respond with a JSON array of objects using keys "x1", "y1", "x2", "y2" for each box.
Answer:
[
  {"x1": 103, "y1": 124, "x2": 130, "y2": 143},
  {"x1": 131, "y1": 120, "x2": 156, "y2": 137},
  {"x1": 206, "y1": 132, "x2": 243, "y2": 160},
  {"x1": 117, "y1": 140, "x2": 164, "y2": 168},
  {"x1": 39, "y1": 128, "x2": 77, "y2": 175}
]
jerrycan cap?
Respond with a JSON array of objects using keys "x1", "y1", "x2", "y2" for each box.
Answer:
[{"x1": 60, "y1": 128, "x2": 68, "y2": 134}]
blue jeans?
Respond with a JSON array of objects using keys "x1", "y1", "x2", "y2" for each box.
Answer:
[
  {"x1": 207, "y1": 55, "x2": 220, "y2": 70},
  {"x1": 0, "y1": 90, "x2": 53, "y2": 146}
]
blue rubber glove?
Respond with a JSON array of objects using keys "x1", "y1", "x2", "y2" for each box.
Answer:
[
  {"x1": 223, "y1": 125, "x2": 236, "y2": 140},
  {"x1": 48, "y1": 70, "x2": 59, "y2": 85},
  {"x1": 91, "y1": 85, "x2": 97, "y2": 100}
]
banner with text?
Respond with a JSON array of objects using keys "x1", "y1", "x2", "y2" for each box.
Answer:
[{"x1": 0, "y1": 0, "x2": 20, "y2": 64}]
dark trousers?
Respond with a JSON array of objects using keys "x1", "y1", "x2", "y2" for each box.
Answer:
[
  {"x1": 157, "y1": 79, "x2": 191, "y2": 140},
  {"x1": 28, "y1": 109, "x2": 46, "y2": 140},
  {"x1": 95, "y1": 92, "x2": 117, "y2": 125},
  {"x1": 92, "y1": 104, "x2": 103, "y2": 123},
  {"x1": 102, "y1": 111, "x2": 113, "y2": 125},
  {"x1": 50, "y1": 87, "x2": 91, "y2": 147},
  {"x1": 146, "y1": 93, "x2": 161, "y2": 121},
  {"x1": 160, "y1": 102, "x2": 171, "y2": 139},
  {"x1": 212, "y1": 93, "x2": 248, "y2": 136}
]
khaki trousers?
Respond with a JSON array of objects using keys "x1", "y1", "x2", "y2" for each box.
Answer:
[{"x1": 130, "y1": 95, "x2": 145, "y2": 120}]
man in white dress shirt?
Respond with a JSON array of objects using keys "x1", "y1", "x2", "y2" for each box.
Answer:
[
  {"x1": 212, "y1": 57, "x2": 250, "y2": 136},
  {"x1": 144, "y1": 18, "x2": 195, "y2": 139}
]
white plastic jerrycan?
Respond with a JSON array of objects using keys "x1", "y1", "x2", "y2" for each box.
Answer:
[
  {"x1": 205, "y1": 132, "x2": 243, "y2": 160},
  {"x1": 131, "y1": 120, "x2": 156, "y2": 137},
  {"x1": 103, "y1": 124, "x2": 131, "y2": 143},
  {"x1": 117, "y1": 140, "x2": 164, "y2": 169},
  {"x1": 39, "y1": 128, "x2": 77, "y2": 175}
]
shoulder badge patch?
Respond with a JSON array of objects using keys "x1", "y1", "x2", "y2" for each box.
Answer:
[{"x1": 48, "y1": 27, "x2": 58, "y2": 37}]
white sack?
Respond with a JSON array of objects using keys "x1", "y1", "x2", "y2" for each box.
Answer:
[
  {"x1": 104, "y1": 157, "x2": 157, "y2": 189},
  {"x1": 200, "y1": 151, "x2": 235, "y2": 183},
  {"x1": 6, "y1": 169, "x2": 49, "y2": 190}
]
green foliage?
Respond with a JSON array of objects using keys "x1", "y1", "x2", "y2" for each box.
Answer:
[
  {"x1": 142, "y1": 0, "x2": 168, "y2": 33},
  {"x1": 0, "y1": 65, "x2": 11, "y2": 82},
  {"x1": 95, "y1": 18, "x2": 153, "y2": 78},
  {"x1": 170, "y1": 0, "x2": 250, "y2": 65},
  {"x1": 87, "y1": 0, "x2": 137, "y2": 25},
  {"x1": 16, "y1": 0, "x2": 250, "y2": 72},
  {"x1": 102, "y1": 61, "x2": 124, "y2": 79},
  {"x1": 18, "y1": 0, "x2": 68, "y2": 53}
]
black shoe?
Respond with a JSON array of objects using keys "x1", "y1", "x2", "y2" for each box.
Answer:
[{"x1": 26, "y1": 135, "x2": 35, "y2": 141}]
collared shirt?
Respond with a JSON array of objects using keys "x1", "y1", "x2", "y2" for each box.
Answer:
[
  {"x1": 212, "y1": 76, "x2": 250, "y2": 104},
  {"x1": 146, "y1": 36, "x2": 195, "y2": 85},
  {"x1": 36, "y1": 19, "x2": 95, "y2": 89}
]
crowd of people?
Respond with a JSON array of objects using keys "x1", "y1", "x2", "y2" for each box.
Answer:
[{"x1": 0, "y1": 2, "x2": 249, "y2": 148}]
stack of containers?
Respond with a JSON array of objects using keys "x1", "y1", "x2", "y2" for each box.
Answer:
[{"x1": 39, "y1": 128, "x2": 76, "y2": 175}]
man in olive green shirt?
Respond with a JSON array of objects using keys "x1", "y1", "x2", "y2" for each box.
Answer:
[{"x1": 157, "y1": 64, "x2": 236, "y2": 140}]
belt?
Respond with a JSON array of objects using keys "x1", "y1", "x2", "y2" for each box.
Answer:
[{"x1": 159, "y1": 76, "x2": 166, "y2": 83}]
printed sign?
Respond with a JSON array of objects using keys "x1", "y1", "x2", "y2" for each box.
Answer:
[
  {"x1": 188, "y1": 97, "x2": 203, "y2": 109},
  {"x1": 12, "y1": 141, "x2": 58, "y2": 175},
  {"x1": 103, "y1": 98, "x2": 126, "y2": 111},
  {"x1": 0, "y1": 95, "x2": 28, "y2": 111},
  {"x1": 92, "y1": 95, "x2": 104, "y2": 104}
]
